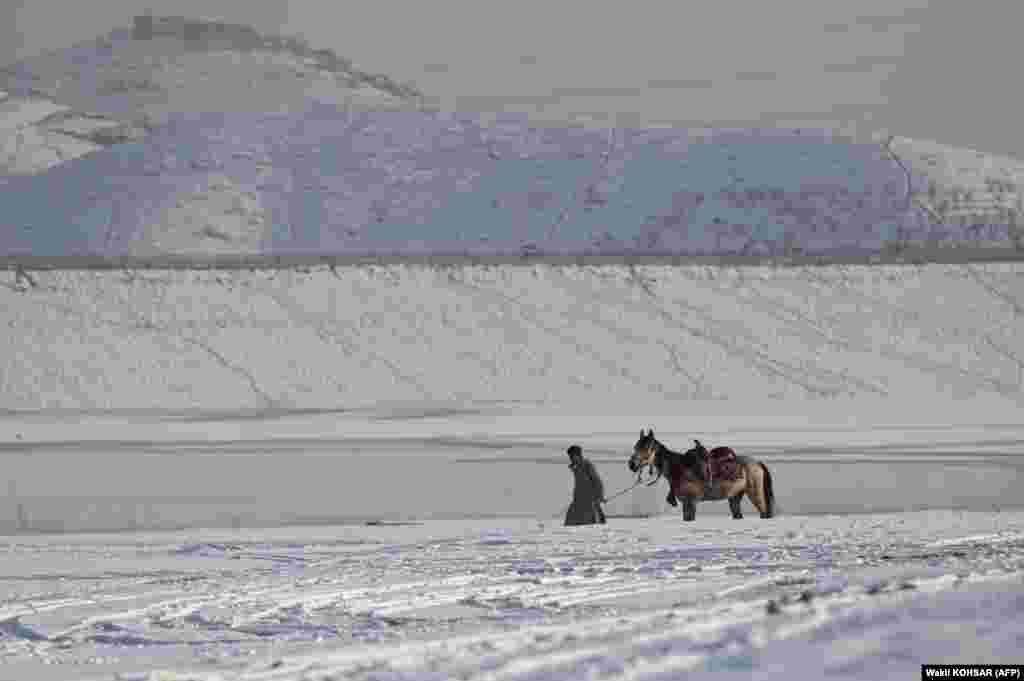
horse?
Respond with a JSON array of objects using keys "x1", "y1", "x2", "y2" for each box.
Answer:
[{"x1": 627, "y1": 429, "x2": 775, "y2": 521}]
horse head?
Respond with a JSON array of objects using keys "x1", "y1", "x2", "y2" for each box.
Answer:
[{"x1": 628, "y1": 428, "x2": 661, "y2": 473}]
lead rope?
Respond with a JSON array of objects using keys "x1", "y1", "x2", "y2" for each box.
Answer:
[
  {"x1": 605, "y1": 477, "x2": 645, "y2": 503},
  {"x1": 550, "y1": 476, "x2": 647, "y2": 520}
]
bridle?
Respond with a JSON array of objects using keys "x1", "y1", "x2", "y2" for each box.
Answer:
[{"x1": 631, "y1": 441, "x2": 665, "y2": 487}]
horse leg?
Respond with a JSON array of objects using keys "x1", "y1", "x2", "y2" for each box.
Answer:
[
  {"x1": 744, "y1": 464, "x2": 770, "y2": 519},
  {"x1": 681, "y1": 497, "x2": 696, "y2": 521},
  {"x1": 759, "y1": 463, "x2": 775, "y2": 518},
  {"x1": 728, "y1": 493, "x2": 744, "y2": 519}
]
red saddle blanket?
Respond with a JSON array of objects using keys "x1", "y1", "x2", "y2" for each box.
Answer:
[
  {"x1": 667, "y1": 447, "x2": 741, "y2": 495},
  {"x1": 705, "y1": 446, "x2": 740, "y2": 481}
]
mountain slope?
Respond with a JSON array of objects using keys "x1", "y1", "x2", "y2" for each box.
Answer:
[
  {"x1": 0, "y1": 15, "x2": 418, "y2": 177},
  {"x1": 1, "y1": 16, "x2": 1023, "y2": 258},
  {"x1": 2, "y1": 262, "x2": 1022, "y2": 410}
]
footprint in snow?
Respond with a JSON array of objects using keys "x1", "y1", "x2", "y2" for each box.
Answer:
[
  {"x1": 479, "y1": 530, "x2": 513, "y2": 546},
  {"x1": 514, "y1": 559, "x2": 550, "y2": 576},
  {"x1": 0, "y1": 616, "x2": 48, "y2": 642}
]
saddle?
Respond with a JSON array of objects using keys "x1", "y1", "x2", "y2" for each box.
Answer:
[{"x1": 703, "y1": 446, "x2": 739, "y2": 483}]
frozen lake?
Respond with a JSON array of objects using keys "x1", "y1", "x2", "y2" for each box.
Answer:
[{"x1": 3, "y1": 405, "x2": 1024, "y2": 535}]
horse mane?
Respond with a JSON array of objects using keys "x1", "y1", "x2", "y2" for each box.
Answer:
[
  {"x1": 653, "y1": 438, "x2": 701, "y2": 479},
  {"x1": 653, "y1": 439, "x2": 692, "y2": 469}
]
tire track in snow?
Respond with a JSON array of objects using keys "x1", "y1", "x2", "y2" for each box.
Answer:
[
  {"x1": 798, "y1": 262, "x2": 1020, "y2": 346},
  {"x1": 441, "y1": 270, "x2": 671, "y2": 397},
  {"x1": 619, "y1": 268, "x2": 878, "y2": 397},
  {"x1": 720, "y1": 269, "x2": 923, "y2": 393},
  {"x1": 177, "y1": 335, "x2": 280, "y2": 408},
  {"x1": 562, "y1": 267, "x2": 717, "y2": 397},
  {"x1": 2, "y1": 273, "x2": 286, "y2": 408},
  {"x1": 5, "y1": 512, "x2": 1024, "y2": 677},
  {"x1": 653, "y1": 268, "x2": 899, "y2": 396},
  {"x1": 965, "y1": 264, "x2": 1024, "y2": 316},
  {"x1": 982, "y1": 334, "x2": 1024, "y2": 390},
  {"x1": 511, "y1": 267, "x2": 710, "y2": 398},
  {"x1": 552, "y1": 266, "x2": 889, "y2": 397},
  {"x1": 340, "y1": 269, "x2": 513, "y2": 396},
  {"x1": 0, "y1": 283, "x2": 137, "y2": 407},
  {"x1": 735, "y1": 265, "x2": 1024, "y2": 397},
  {"x1": 254, "y1": 276, "x2": 438, "y2": 401}
]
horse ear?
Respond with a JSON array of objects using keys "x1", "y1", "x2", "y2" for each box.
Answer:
[
  {"x1": 694, "y1": 439, "x2": 701, "y2": 447},
  {"x1": 648, "y1": 428, "x2": 654, "y2": 436}
]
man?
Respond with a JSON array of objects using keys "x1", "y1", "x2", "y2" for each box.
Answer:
[{"x1": 564, "y1": 444, "x2": 607, "y2": 525}]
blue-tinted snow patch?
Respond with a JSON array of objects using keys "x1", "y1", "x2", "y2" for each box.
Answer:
[{"x1": 0, "y1": 106, "x2": 979, "y2": 256}]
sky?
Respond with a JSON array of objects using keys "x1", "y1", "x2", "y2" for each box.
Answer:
[{"x1": 3, "y1": 0, "x2": 1024, "y2": 158}]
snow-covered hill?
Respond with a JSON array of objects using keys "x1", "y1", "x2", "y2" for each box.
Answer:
[
  {"x1": 2, "y1": 17, "x2": 1024, "y2": 258},
  {"x1": 2, "y1": 262, "x2": 1022, "y2": 411},
  {"x1": 0, "y1": 15, "x2": 416, "y2": 173}
]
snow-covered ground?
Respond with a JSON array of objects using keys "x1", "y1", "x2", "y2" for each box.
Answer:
[
  {"x1": 2, "y1": 507, "x2": 1023, "y2": 680},
  {"x1": 4, "y1": 262, "x2": 1023, "y2": 412},
  {"x1": 2, "y1": 258, "x2": 1023, "y2": 675}
]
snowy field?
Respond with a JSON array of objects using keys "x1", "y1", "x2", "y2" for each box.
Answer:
[
  {"x1": 2, "y1": 503, "x2": 1024, "y2": 680},
  {"x1": 4, "y1": 263, "x2": 1023, "y2": 413}
]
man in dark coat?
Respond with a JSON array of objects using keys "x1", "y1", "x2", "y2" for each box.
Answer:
[{"x1": 564, "y1": 444, "x2": 607, "y2": 525}]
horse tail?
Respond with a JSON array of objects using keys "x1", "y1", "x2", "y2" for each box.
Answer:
[{"x1": 760, "y1": 462, "x2": 775, "y2": 518}]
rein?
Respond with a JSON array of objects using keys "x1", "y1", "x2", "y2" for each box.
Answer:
[{"x1": 605, "y1": 477, "x2": 645, "y2": 502}]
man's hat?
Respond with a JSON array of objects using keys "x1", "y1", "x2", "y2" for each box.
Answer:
[{"x1": 566, "y1": 445, "x2": 582, "y2": 457}]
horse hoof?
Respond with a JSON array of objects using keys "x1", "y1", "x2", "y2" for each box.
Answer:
[
  {"x1": 732, "y1": 514, "x2": 743, "y2": 520},
  {"x1": 760, "y1": 513, "x2": 771, "y2": 519}
]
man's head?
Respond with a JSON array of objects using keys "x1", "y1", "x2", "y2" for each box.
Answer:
[{"x1": 566, "y1": 444, "x2": 583, "y2": 461}]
